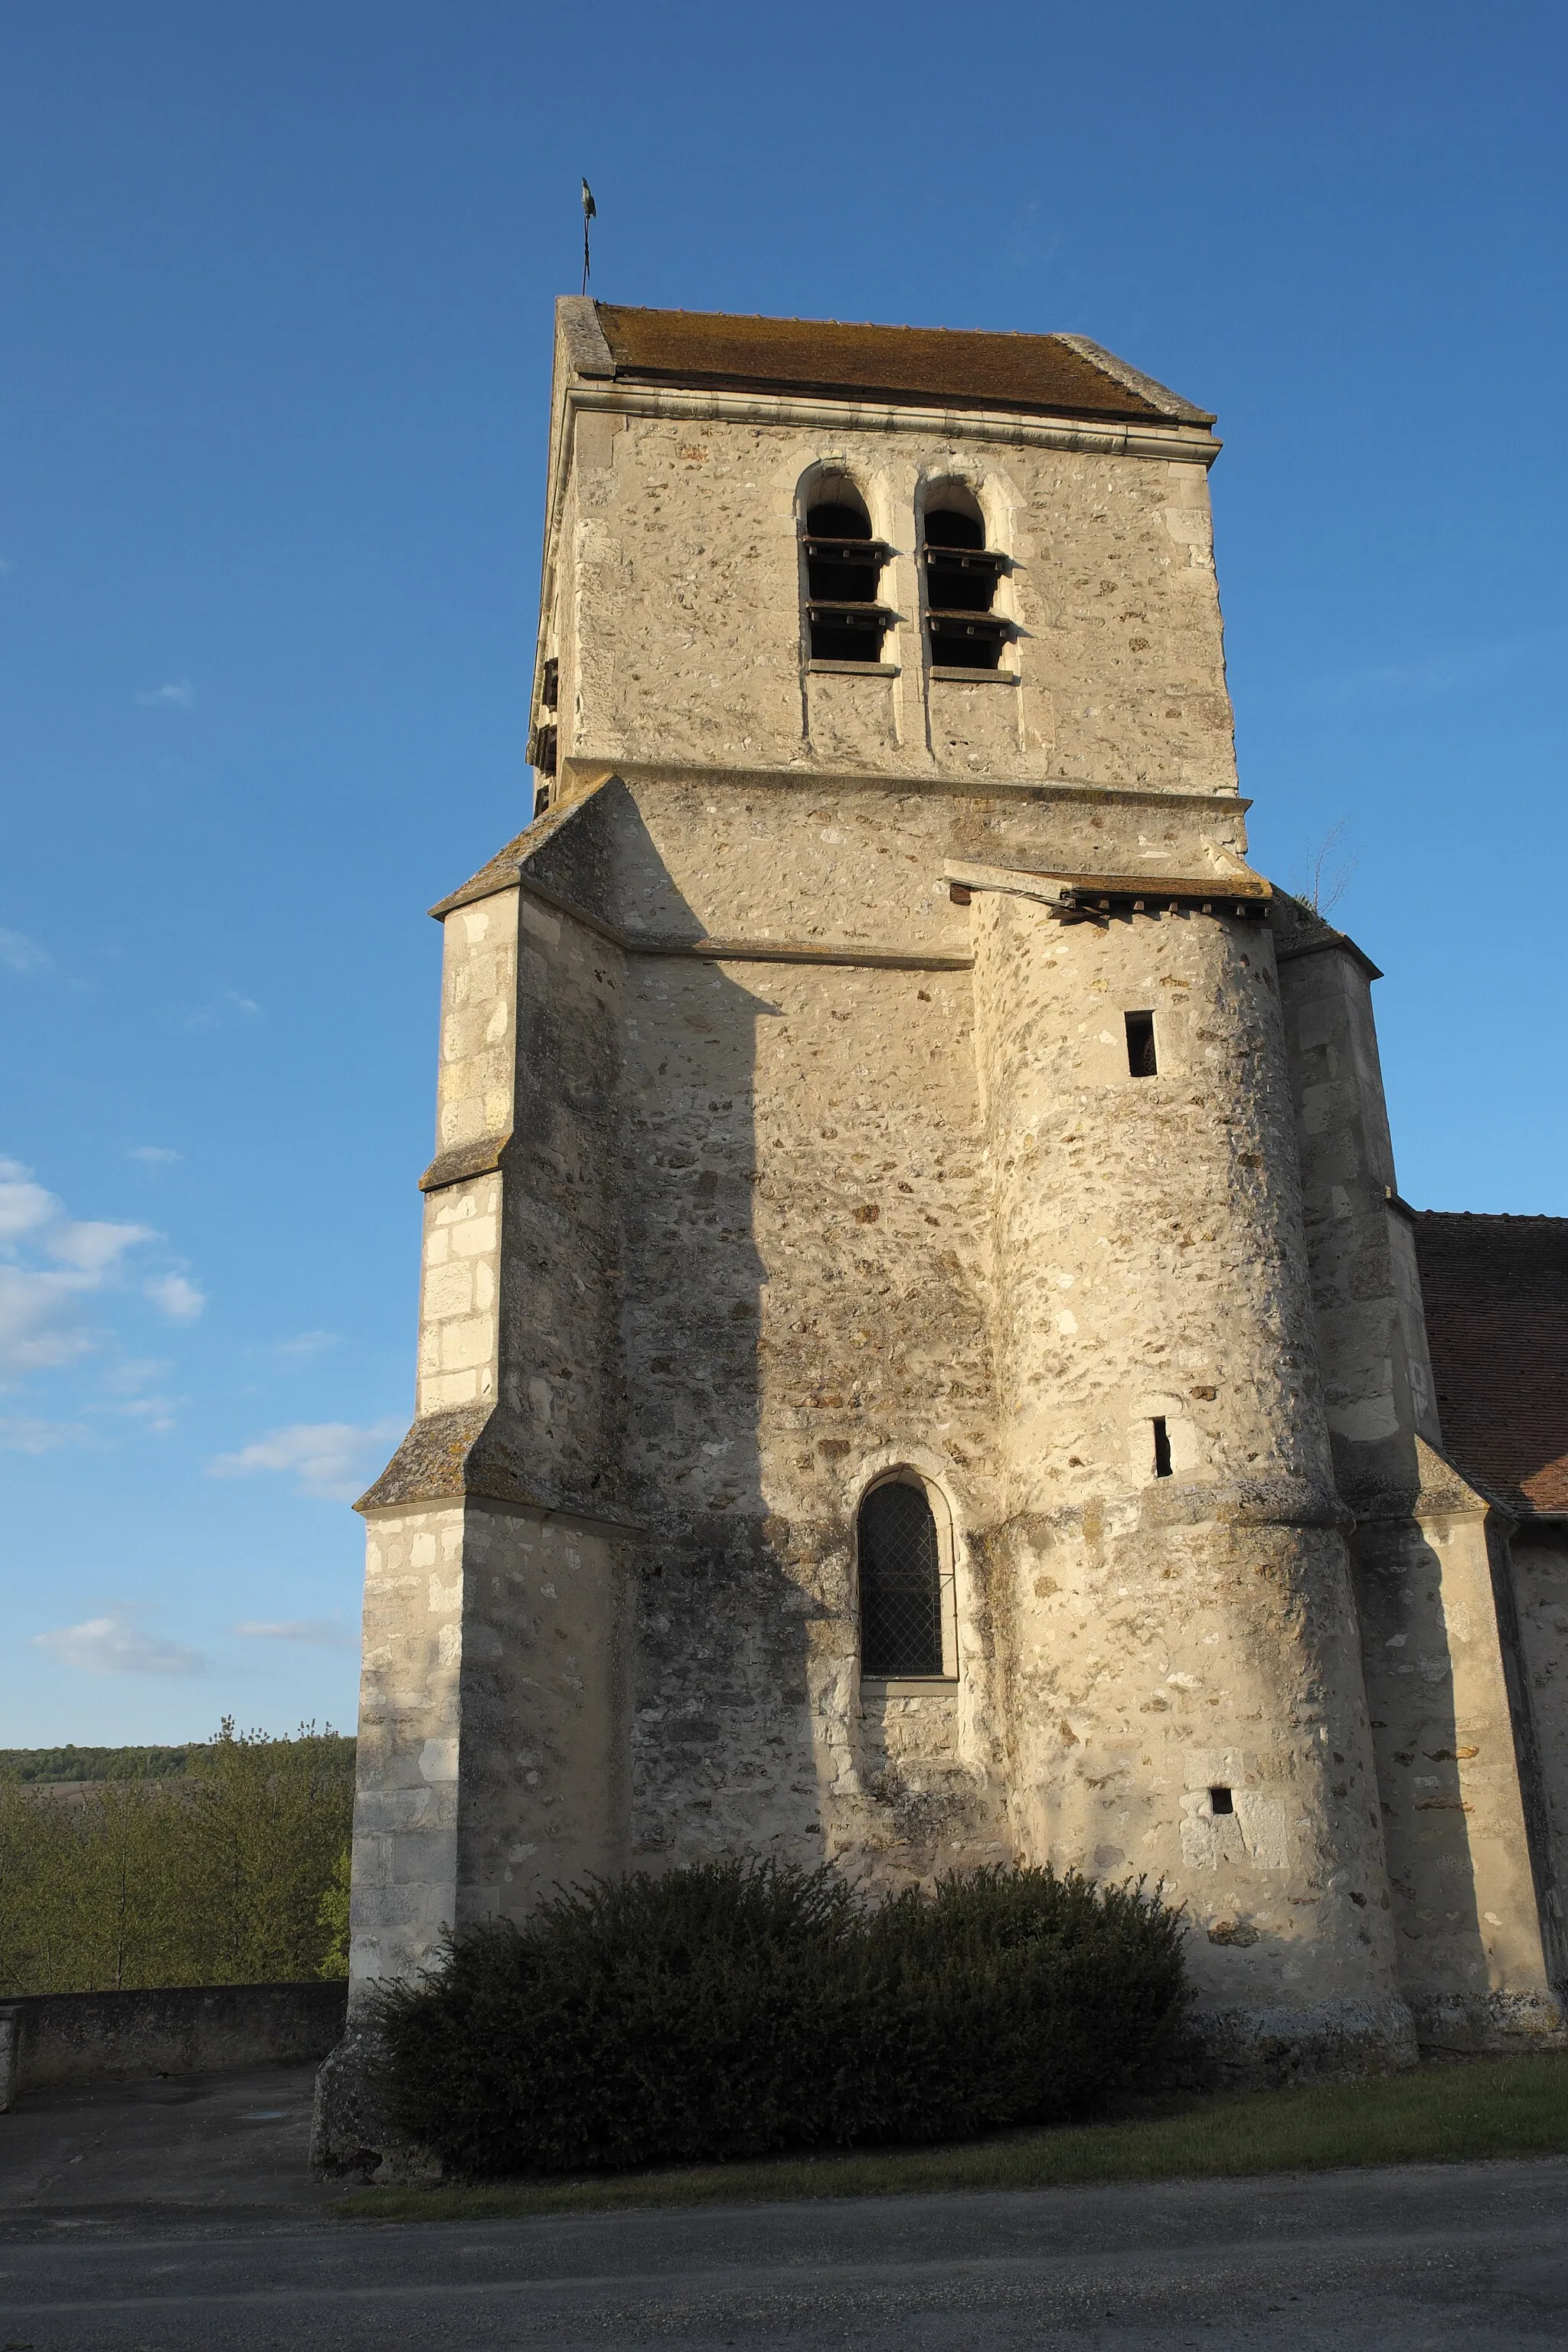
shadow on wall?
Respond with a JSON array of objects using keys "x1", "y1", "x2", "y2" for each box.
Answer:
[
  {"x1": 619, "y1": 939, "x2": 814, "y2": 1868},
  {"x1": 528, "y1": 782, "x2": 1008, "y2": 1886},
  {"x1": 1354, "y1": 1519, "x2": 1491, "y2": 2019},
  {"x1": 543, "y1": 788, "x2": 815, "y2": 1873}
]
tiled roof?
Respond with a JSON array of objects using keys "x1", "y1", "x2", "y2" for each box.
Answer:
[
  {"x1": 1414, "y1": 1212, "x2": 1568, "y2": 1517},
  {"x1": 592, "y1": 305, "x2": 1214, "y2": 426}
]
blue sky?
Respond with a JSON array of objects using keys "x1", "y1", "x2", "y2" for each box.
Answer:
[{"x1": 2, "y1": 1, "x2": 1563, "y2": 1745}]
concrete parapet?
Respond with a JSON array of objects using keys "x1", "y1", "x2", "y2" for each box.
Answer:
[{"x1": 0, "y1": 1981, "x2": 346, "y2": 2111}]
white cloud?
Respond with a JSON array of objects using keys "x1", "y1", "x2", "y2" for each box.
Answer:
[
  {"x1": 234, "y1": 1618, "x2": 358, "y2": 1648},
  {"x1": 0, "y1": 1161, "x2": 58, "y2": 1242},
  {"x1": 145, "y1": 1272, "x2": 205, "y2": 1323},
  {"x1": 51, "y1": 1219, "x2": 156, "y2": 1276},
  {"x1": 0, "y1": 929, "x2": 51, "y2": 975},
  {"x1": 0, "y1": 1162, "x2": 154, "y2": 1273},
  {"x1": 97, "y1": 1356, "x2": 179, "y2": 1432},
  {"x1": 182, "y1": 990, "x2": 261, "y2": 1032},
  {"x1": 0, "y1": 1264, "x2": 96, "y2": 1374},
  {"x1": 0, "y1": 1416, "x2": 90, "y2": 1453},
  {"x1": 113, "y1": 1394, "x2": 178, "y2": 1432},
  {"x1": 33, "y1": 1607, "x2": 205, "y2": 1677},
  {"x1": 1308, "y1": 627, "x2": 1566, "y2": 714},
  {"x1": 105, "y1": 1357, "x2": 172, "y2": 1393},
  {"x1": 0, "y1": 1155, "x2": 196, "y2": 1380},
  {"x1": 209, "y1": 1417, "x2": 402, "y2": 1503},
  {"x1": 276, "y1": 1329, "x2": 341, "y2": 1360},
  {"x1": 136, "y1": 679, "x2": 195, "y2": 709},
  {"x1": 128, "y1": 1145, "x2": 181, "y2": 1169}
]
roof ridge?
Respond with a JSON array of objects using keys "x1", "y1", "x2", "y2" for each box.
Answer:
[
  {"x1": 586, "y1": 305, "x2": 1216, "y2": 430},
  {"x1": 1416, "y1": 1208, "x2": 1568, "y2": 1223},
  {"x1": 1050, "y1": 333, "x2": 1214, "y2": 425}
]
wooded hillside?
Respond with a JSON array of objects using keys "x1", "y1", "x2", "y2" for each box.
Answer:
[{"x1": 0, "y1": 1721, "x2": 355, "y2": 1994}]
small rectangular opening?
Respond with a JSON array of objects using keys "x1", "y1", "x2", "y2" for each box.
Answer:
[
  {"x1": 1152, "y1": 1417, "x2": 1173, "y2": 1478},
  {"x1": 1209, "y1": 1785, "x2": 1233, "y2": 1815},
  {"x1": 1125, "y1": 1011, "x2": 1157, "y2": 1076}
]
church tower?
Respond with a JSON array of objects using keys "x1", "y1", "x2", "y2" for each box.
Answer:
[{"x1": 320, "y1": 300, "x2": 1566, "y2": 2151}]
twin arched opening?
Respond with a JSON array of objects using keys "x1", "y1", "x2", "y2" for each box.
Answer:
[{"x1": 798, "y1": 472, "x2": 1011, "y2": 675}]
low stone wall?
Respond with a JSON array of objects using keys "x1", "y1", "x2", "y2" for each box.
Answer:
[{"x1": 0, "y1": 1981, "x2": 348, "y2": 2109}]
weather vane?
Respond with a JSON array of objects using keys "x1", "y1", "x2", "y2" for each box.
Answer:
[{"x1": 581, "y1": 180, "x2": 596, "y2": 296}]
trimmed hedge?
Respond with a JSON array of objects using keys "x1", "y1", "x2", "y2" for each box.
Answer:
[{"x1": 371, "y1": 1861, "x2": 1189, "y2": 2177}]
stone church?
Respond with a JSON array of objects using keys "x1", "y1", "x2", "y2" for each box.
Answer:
[{"x1": 320, "y1": 298, "x2": 1568, "y2": 2145}]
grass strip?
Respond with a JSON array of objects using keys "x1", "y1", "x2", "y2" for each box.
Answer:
[{"x1": 334, "y1": 2050, "x2": 1568, "y2": 2223}]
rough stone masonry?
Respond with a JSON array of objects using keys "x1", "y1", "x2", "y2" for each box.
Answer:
[{"x1": 314, "y1": 299, "x2": 1568, "y2": 2165}]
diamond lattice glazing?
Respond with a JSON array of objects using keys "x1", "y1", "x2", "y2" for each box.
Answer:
[{"x1": 858, "y1": 1481, "x2": 942, "y2": 1676}]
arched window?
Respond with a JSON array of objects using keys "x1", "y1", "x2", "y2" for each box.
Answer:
[
  {"x1": 858, "y1": 1478, "x2": 945, "y2": 1676},
  {"x1": 922, "y1": 485, "x2": 1009, "y2": 672},
  {"x1": 802, "y1": 482, "x2": 892, "y2": 666}
]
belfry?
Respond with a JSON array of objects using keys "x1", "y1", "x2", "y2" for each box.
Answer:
[{"x1": 316, "y1": 300, "x2": 1568, "y2": 2154}]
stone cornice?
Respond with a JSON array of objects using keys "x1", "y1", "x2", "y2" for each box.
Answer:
[
  {"x1": 567, "y1": 755, "x2": 1251, "y2": 817},
  {"x1": 567, "y1": 377, "x2": 1222, "y2": 464},
  {"x1": 1272, "y1": 927, "x2": 1384, "y2": 985},
  {"x1": 418, "y1": 1136, "x2": 510, "y2": 1193}
]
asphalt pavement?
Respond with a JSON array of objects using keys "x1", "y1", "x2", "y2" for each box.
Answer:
[{"x1": 1, "y1": 2066, "x2": 1565, "y2": 2349}]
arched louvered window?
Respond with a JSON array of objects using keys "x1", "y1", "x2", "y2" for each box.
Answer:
[
  {"x1": 922, "y1": 487, "x2": 1009, "y2": 672},
  {"x1": 858, "y1": 1478, "x2": 945, "y2": 1677},
  {"x1": 802, "y1": 484, "x2": 893, "y2": 665}
]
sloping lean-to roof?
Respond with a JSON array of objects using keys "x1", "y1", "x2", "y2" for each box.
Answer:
[
  {"x1": 1415, "y1": 1212, "x2": 1568, "y2": 1517},
  {"x1": 591, "y1": 304, "x2": 1213, "y2": 426}
]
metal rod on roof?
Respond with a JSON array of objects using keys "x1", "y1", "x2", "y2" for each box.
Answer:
[{"x1": 581, "y1": 180, "x2": 596, "y2": 296}]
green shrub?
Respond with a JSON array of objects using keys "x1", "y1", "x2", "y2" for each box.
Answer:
[
  {"x1": 317, "y1": 1844, "x2": 352, "y2": 1979},
  {"x1": 371, "y1": 1860, "x2": 1189, "y2": 2177},
  {"x1": 0, "y1": 1720, "x2": 354, "y2": 1994}
]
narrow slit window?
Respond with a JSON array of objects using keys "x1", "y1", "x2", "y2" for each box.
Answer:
[
  {"x1": 1125, "y1": 1011, "x2": 1157, "y2": 1076},
  {"x1": 1209, "y1": 1785, "x2": 1234, "y2": 1816},
  {"x1": 923, "y1": 494, "x2": 1009, "y2": 672},
  {"x1": 858, "y1": 1479, "x2": 943, "y2": 1677},
  {"x1": 1152, "y1": 1417, "x2": 1173, "y2": 1478},
  {"x1": 802, "y1": 492, "x2": 891, "y2": 666}
]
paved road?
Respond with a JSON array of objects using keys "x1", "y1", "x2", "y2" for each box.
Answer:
[
  {"x1": 1, "y1": 2069, "x2": 1565, "y2": 2349},
  {"x1": 0, "y1": 2063, "x2": 335, "y2": 2227}
]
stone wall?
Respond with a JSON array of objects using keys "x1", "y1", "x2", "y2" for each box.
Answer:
[
  {"x1": 1512, "y1": 1527, "x2": 1568, "y2": 1959},
  {"x1": 1354, "y1": 1455, "x2": 1563, "y2": 2048},
  {"x1": 333, "y1": 301, "x2": 1566, "y2": 2114},
  {"x1": 1273, "y1": 900, "x2": 1439, "y2": 1517},
  {"x1": 1272, "y1": 893, "x2": 1563, "y2": 2046},
  {"x1": 554, "y1": 407, "x2": 1234, "y2": 797},
  {"x1": 347, "y1": 858, "x2": 639, "y2": 1995},
  {"x1": 0, "y1": 1982, "x2": 346, "y2": 2109},
  {"x1": 971, "y1": 876, "x2": 1400, "y2": 2032}
]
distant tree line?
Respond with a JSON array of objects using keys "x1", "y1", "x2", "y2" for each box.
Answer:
[
  {"x1": 0, "y1": 1743, "x2": 198, "y2": 1783},
  {"x1": 0, "y1": 1722, "x2": 355, "y2": 1994}
]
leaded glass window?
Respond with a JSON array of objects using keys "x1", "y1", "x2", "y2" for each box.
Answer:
[{"x1": 858, "y1": 1479, "x2": 944, "y2": 1677}]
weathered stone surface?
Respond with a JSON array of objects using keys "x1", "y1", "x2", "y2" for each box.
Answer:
[{"x1": 320, "y1": 301, "x2": 1566, "y2": 2166}]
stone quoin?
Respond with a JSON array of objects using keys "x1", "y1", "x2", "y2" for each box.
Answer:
[{"x1": 312, "y1": 300, "x2": 1568, "y2": 2168}]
